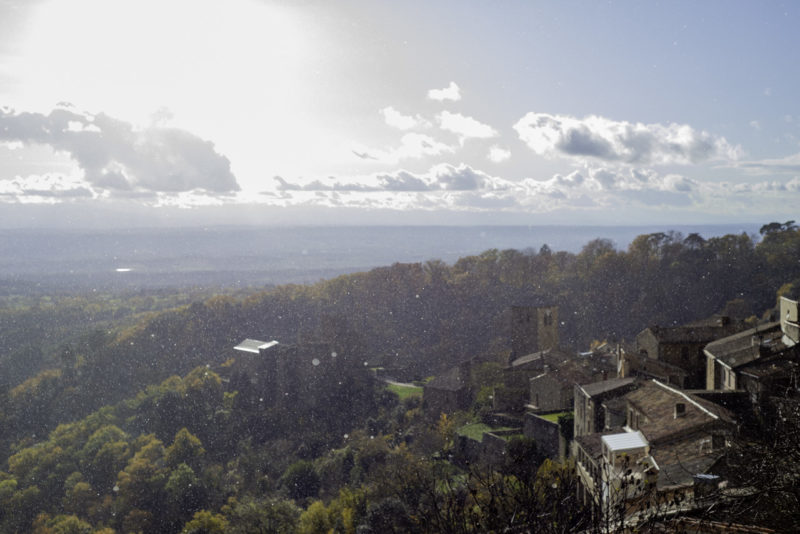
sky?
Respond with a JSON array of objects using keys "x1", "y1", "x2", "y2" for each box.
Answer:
[{"x1": 1, "y1": 0, "x2": 799, "y2": 227}]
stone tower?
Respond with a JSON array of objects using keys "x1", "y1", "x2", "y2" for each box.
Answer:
[{"x1": 510, "y1": 304, "x2": 559, "y2": 359}]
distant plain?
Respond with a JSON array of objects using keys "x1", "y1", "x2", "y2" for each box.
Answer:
[{"x1": 0, "y1": 224, "x2": 761, "y2": 291}]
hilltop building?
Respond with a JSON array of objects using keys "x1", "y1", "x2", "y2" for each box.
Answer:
[
  {"x1": 230, "y1": 337, "x2": 353, "y2": 410},
  {"x1": 703, "y1": 297, "x2": 800, "y2": 401},
  {"x1": 574, "y1": 377, "x2": 638, "y2": 438},
  {"x1": 510, "y1": 304, "x2": 559, "y2": 361},
  {"x1": 635, "y1": 316, "x2": 741, "y2": 389},
  {"x1": 575, "y1": 379, "x2": 734, "y2": 520},
  {"x1": 423, "y1": 360, "x2": 473, "y2": 417}
]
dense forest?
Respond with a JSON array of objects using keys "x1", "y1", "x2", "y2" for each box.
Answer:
[{"x1": 1, "y1": 222, "x2": 800, "y2": 533}]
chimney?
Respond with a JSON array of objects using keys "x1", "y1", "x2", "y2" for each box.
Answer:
[{"x1": 674, "y1": 402, "x2": 686, "y2": 418}]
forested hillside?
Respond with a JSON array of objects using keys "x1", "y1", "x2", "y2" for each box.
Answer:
[{"x1": 1, "y1": 222, "x2": 800, "y2": 532}]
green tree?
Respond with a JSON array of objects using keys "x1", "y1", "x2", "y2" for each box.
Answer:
[
  {"x1": 165, "y1": 428, "x2": 206, "y2": 469},
  {"x1": 282, "y1": 460, "x2": 321, "y2": 501},
  {"x1": 181, "y1": 509, "x2": 229, "y2": 534}
]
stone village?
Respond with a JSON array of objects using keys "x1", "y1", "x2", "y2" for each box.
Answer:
[
  {"x1": 233, "y1": 296, "x2": 800, "y2": 531},
  {"x1": 420, "y1": 298, "x2": 800, "y2": 530}
]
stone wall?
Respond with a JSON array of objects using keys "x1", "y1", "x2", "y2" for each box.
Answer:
[{"x1": 523, "y1": 412, "x2": 566, "y2": 460}]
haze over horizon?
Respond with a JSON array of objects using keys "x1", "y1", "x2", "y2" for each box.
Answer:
[{"x1": 2, "y1": 1, "x2": 800, "y2": 228}]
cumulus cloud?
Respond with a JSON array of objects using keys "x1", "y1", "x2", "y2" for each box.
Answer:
[
  {"x1": 380, "y1": 106, "x2": 428, "y2": 130},
  {"x1": 376, "y1": 171, "x2": 432, "y2": 191},
  {"x1": 438, "y1": 111, "x2": 497, "y2": 142},
  {"x1": 0, "y1": 107, "x2": 239, "y2": 194},
  {"x1": 377, "y1": 163, "x2": 513, "y2": 192},
  {"x1": 263, "y1": 158, "x2": 800, "y2": 217},
  {"x1": 276, "y1": 163, "x2": 512, "y2": 193},
  {"x1": 513, "y1": 112, "x2": 741, "y2": 165},
  {"x1": 738, "y1": 152, "x2": 800, "y2": 174},
  {"x1": 488, "y1": 145, "x2": 511, "y2": 162},
  {"x1": 565, "y1": 167, "x2": 695, "y2": 193},
  {"x1": 427, "y1": 81, "x2": 461, "y2": 102},
  {"x1": 0, "y1": 172, "x2": 94, "y2": 201},
  {"x1": 274, "y1": 176, "x2": 376, "y2": 192},
  {"x1": 729, "y1": 177, "x2": 800, "y2": 193},
  {"x1": 351, "y1": 133, "x2": 453, "y2": 164}
]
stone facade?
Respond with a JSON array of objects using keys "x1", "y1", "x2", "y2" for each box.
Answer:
[
  {"x1": 510, "y1": 305, "x2": 559, "y2": 359},
  {"x1": 523, "y1": 412, "x2": 566, "y2": 459}
]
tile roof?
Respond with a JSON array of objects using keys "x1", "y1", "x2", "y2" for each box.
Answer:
[
  {"x1": 623, "y1": 351, "x2": 689, "y2": 378},
  {"x1": 738, "y1": 354, "x2": 800, "y2": 379},
  {"x1": 654, "y1": 450, "x2": 721, "y2": 490},
  {"x1": 626, "y1": 380, "x2": 732, "y2": 443},
  {"x1": 531, "y1": 359, "x2": 594, "y2": 386},
  {"x1": 574, "y1": 427, "x2": 625, "y2": 459},
  {"x1": 642, "y1": 324, "x2": 738, "y2": 344},
  {"x1": 508, "y1": 346, "x2": 576, "y2": 368},
  {"x1": 580, "y1": 377, "x2": 637, "y2": 397},
  {"x1": 704, "y1": 322, "x2": 784, "y2": 368}
]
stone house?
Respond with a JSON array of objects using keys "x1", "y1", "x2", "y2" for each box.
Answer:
[
  {"x1": 703, "y1": 298, "x2": 800, "y2": 399},
  {"x1": 575, "y1": 380, "x2": 734, "y2": 521},
  {"x1": 737, "y1": 357, "x2": 800, "y2": 404},
  {"x1": 498, "y1": 346, "x2": 609, "y2": 412},
  {"x1": 528, "y1": 360, "x2": 593, "y2": 412},
  {"x1": 574, "y1": 377, "x2": 638, "y2": 438},
  {"x1": 703, "y1": 322, "x2": 785, "y2": 391},
  {"x1": 230, "y1": 338, "x2": 344, "y2": 409},
  {"x1": 619, "y1": 350, "x2": 688, "y2": 388},
  {"x1": 423, "y1": 361, "x2": 473, "y2": 417},
  {"x1": 636, "y1": 317, "x2": 740, "y2": 389}
]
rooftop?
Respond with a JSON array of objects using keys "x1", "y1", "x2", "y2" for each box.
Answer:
[
  {"x1": 655, "y1": 452, "x2": 721, "y2": 490},
  {"x1": 508, "y1": 346, "x2": 576, "y2": 369},
  {"x1": 602, "y1": 430, "x2": 648, "y2": 452},
  {"x1": 574, "y1": 427, "x2": 626, "y2": 459},
  {"x1": 704, "y1": 322, "x2": 784, "y2": 368},
  {"x1": 531, "y1": 358, "x2": 594, "y2": 386},
  {"x1": 579, "y1": 377, "x2": 637, "y2": 397},
  {"x1": 640, "y1": 323, "x2": 739, "y2": 345},
  {"x1": 739, "y1": 353, "x2": 800, "y2": 379},
  {"x1": 509, "y1": 350, "x2": 545, "y2": 368},
  {"x1": 626, "y1": 380, "x2": 732, "y2": 443},
  {"x1": 234, "y1": 338, "x2": 279, "y2": 353}
]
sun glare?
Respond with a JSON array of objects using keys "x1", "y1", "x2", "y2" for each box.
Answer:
[{"x1": 19, "y1": 0, "x2": 311, "y2": 132}]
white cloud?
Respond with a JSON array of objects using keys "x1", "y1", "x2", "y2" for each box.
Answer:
[
  {"x1": 738, "y1": 152, "x2": 800, "y2": 174},
  {"x1": 275, "y1": 163, "x2": 513, "y2": 193},
  {"x1": 0, "y1": 172, "x2": 95, "y2": 202},
  {"x1": 0, "y1": 107, "x2": 239, "y2": 194},
  {"x1": 427, "y1": 81, "x2": 461, "y2": 102},
  {"x1": 513, "y1": 112, "x2": 741, "y2": 165},
  {"x1": 380, "y1": 106, "x2": 427, "y2": 130},
  {"x1": 488, "y1": 145, "x2": 511, "y2": 162},
  {"x1": 256, "y1": 160, "x2": 800, "y2": 219},
  {"x1": 749, "y1": 120, "x2": 761, "y2": 131},
  {"x1": 351, "y1": 133, "x2": 453, "y2": 164},
  {"x1": 438, "y1": 111, "x2": 497, "y2": 142}
]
